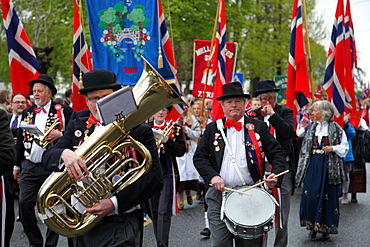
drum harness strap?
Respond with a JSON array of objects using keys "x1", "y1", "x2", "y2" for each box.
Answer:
[{"x1": 216, "y1": 119, "x2": 247, "y2": 221}]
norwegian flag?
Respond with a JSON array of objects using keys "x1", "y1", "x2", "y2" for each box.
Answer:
[
  {"x1": 344, "y1": 0, "x2": 359, "y2": 128},
  {"x1": 2, "y1": 0, "x2": 39, "y2": 97},
  {"x1": 211, "y1": 0, "x2": 228, "y2": 121},
  {"x1": 323, "y1": 0, "x2": 346, "y2": 125},
  {"x1": 286, "y1": 0, "x2": 310, "y2": 127},
  {"x1": 158, "y1": 0, "x2": 184, "y2": 121},
  {"x1": 72, "y1": 0, "x2": 93, "y2": 111}
]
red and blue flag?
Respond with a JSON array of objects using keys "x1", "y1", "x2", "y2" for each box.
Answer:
[
  {"x1": 72, "y1": 0, "x2": 93, "y2": 111},
  {"x1": 211, "y1": 0, "x2": 228, "y2": 121},
  {"x1": 323, "y1": 0, "x2": 346, "y2": 125},
  {"x1": 1, "y1": 0, "x2": 39, "y2": 97},
  {"x1": 286, "y1": 0, "x2": 310, "y2": 126}
]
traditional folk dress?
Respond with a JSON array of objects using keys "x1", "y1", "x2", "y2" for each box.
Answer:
[{"x1": 296, "y1": 121, "x2": 348, "y2": 234}]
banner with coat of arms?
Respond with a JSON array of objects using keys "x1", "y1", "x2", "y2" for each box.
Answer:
[
  {"x1": 192, "y1": 40, "x2": 237, "y2": 99},
  {"x1": 86, "y1": 0, "x2": 175, "y2": 85}
]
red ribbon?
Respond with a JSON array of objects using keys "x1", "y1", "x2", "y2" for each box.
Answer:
[{"x1": 225, "y1": 119, "x2": 242, "y2": 131}]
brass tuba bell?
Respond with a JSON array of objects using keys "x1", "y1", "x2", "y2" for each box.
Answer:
[{"x1": 37, "y1": 57, "x2": 187, "y2": 237}]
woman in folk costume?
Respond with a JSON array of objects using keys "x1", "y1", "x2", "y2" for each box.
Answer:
[
  {"x1": 176, "y1": 103, "x2": 202, "y2": 210},
  {"x1": 296, "y1": 100, "x2": 348, "y2": 240}
]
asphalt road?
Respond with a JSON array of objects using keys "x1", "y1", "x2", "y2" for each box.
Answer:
[{"x1": 11, "y1": 163, "x2": 370, "y2": 247}]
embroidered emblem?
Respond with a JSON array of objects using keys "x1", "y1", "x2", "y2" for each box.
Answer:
[
  {"x1": 245, "y1": 123, "x2": 255, "y2": 131},
  {"x1": 75, "y1": 130, "x2": 82, "y2": 138},
  {"x1": 55, "y1": 104, "x2": 62, "y2": 110}
]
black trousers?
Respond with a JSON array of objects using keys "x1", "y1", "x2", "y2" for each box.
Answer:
[
  {"x1": 18, "y1": 160, "x2": 59, "y2": 246},
  {"x1": 72, "y1": 209, "x2": 143, "y2": 247}
]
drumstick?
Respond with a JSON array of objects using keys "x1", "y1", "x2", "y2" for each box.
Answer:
[
  {"x1": 242, "y1": 170, "x2": 290, "y2": 193},
  {"x1": 209, "y1": 184, "x2": 251, "y2": 196}
]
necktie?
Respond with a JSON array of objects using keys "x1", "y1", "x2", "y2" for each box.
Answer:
[
  {"x1": 11, "y1": 115, "x2": 18, "y2": 128},
  {"x1": 225, "y1": 119, "x2": 242, "y2": 131},
  {"x1": 34, "y1": 107, "x2": 47, "y2": 114}
]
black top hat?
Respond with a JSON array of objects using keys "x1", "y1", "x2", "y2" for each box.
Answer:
[
  {"x1": 216, "y1": 82, "x2": 250, "y2": 101},
  {"x1": 29, "y1": 74, "x2": 57, "y2": 96},
  {"x1": 78, "y1": 69, "x2": 122, "y2": 95},
  {"x1": 253, "y1": 80, "x2": 280, "y2": 97}
]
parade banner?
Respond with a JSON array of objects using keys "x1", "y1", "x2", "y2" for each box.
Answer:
[
  {"x1": 192, "y1": 40, "x2": 236, "y2": 99},
  {"x1": 86, "y1": 0, "x2": 175, "y2": 86}
]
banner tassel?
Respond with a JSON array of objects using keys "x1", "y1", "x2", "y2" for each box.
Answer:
[{"x1": 158, "y1": 47, "x2": 163, "y2": 69}]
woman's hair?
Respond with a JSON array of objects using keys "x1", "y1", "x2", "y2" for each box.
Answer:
[{"x1": 309, "y1": 100, "x2": 335, "y2": 121}]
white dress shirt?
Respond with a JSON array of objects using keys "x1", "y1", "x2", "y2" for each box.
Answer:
[{"x1": 219, "y1": 117, "x2": 254, "y2": 187}]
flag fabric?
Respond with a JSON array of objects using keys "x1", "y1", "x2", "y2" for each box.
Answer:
[
  {"x1": 73, "y1": 0, "x2": 93, "y2": 111},
  {"x1": 2, "y1": 0, "x2": 39, "y2": 97},
  {"x1": 157, "y1": 0, "x2": 184, "y2": 121},
  {"x1": 211, "y1": 0, "x2": 228, "y2": 121},
  {"x1": 86, "y1": 0, "x2": 176, "y2": 86},
  {"x1": 314, "y1": 85, "x2": 323, "y2": 99},
  {"x1": 344, "y1": 0, "x2": 358, "y2": 128},
  {"x1": 192, "y1": 40, "x2": 236, "y2": 99},
  {"x1": 286, "y1": 0, "x2": 310, "y2": 126},
  {"x1": 323, "y1": 0, "x2": 346, "y2": 125}
]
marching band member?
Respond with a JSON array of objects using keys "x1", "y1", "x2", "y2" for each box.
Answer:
[
  {"x1": 148, "y1": 107, "x2": 186, "y2": 247},
  {"x1": 42, "y1": 69, "x2": 163, "y2": 247},
  {"x1": 14, "y1": 74, "x2": 72, "y2": 247},
  {"x1": 193, "y1": 82, "x2": 286, "y2": 247},
  {"x1": 251, "y1": 80, "x2": 295, "y2": 247}
]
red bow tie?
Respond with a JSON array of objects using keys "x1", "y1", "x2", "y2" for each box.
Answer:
[
  {"x1": 225, "y1": 119, "x2": 242, "y2": 131},
  {"x1": 152, "y1": 125, "x2": 166, "y2": 130},
  {"x1": 34, "y1": 107, "x2": 47, "y2": 114}
]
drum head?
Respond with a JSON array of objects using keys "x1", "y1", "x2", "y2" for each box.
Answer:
[{"x1": 224, "y1": 187, "x2": 275, "y2": 226}]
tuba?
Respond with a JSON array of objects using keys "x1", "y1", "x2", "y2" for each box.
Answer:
[{"x1": 37, "y1": 57, "x2": 186, "y2": 237}]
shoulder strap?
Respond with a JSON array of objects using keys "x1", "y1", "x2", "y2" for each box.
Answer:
[{"x1": 216, "y1": 119, "x2": 246, "y2": 186}]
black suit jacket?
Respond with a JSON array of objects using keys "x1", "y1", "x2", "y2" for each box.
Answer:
[
  {"x1": 42, "y1": 110, "x2": 163, "y2": 213},
  {"x1": 15, "y1": 101, "x2": 72, "y2": 167},
  {"x1": 0, "y1": 110, "x2": 16, "y2": 176},
  {"x1": 252, "y1": 104, "x2": 297, "y2": 188},
  {"x1": 148, "y1": 121, "x2": 186, "y2": 177},
  {"x1": 193, "y1": 116, "x2": 286, "y2": 186}
]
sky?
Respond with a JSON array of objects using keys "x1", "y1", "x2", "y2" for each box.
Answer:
[{"x1": 315, "y1": 0, "x2": 370, "y2": 84}]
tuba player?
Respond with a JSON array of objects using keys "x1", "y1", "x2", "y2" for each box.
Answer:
[{"x1": 42, "y1": 69, "x2": 163, "y2": 247}]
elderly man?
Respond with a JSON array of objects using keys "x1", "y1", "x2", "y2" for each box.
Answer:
[
  {"x1": 14, "y1": 74, "x2": 72, "y2": 247},
  {"x1": 194, "y1": 82, "x2": 287, "y2": 247},
  {"x1": 42, "y1": 69, "x2": 163, "y2": 247},
  {"x1": 251, "y1": 79, "x2": 295, "y2": 247}
]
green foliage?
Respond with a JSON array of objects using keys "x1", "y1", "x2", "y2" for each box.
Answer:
[{"x1": 127, "y1": 5, "x2": 149, "y2": 30}]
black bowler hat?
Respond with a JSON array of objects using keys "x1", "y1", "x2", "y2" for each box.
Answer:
[
  {"x1": 216, "y1": 82, "x2": 250, "y2": 101},
  {"x1": 29, "y1": 74, "x2": 57, "y2": 96},
  {"x1": 78, "y1": 69, "x2": 122, "y2": 95},
  {"x1": 253, "y1": 80, "x2": 280, "y2": 97}
]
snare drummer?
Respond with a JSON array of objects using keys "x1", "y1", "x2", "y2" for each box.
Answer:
[{"x1": 194, "y1": 82, "x2": 287, "y2": 247}]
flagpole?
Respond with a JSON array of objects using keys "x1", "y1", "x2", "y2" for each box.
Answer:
[
  {"x1": 200, "y1": 0, "x2": 221, "y2": 120},
  {"x1": 302, "y1": 0, "x2": 315, "y2": 102}
]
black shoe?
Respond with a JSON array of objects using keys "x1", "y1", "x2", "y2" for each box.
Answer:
[
  {"x1": 179, "y1": 204, "x2": 184, "y2": 210},
  {"x1": 322, "y1": 233, "x2": 330, "y2": 240},
  {"x1": 200, "y1": 227, "x2": 211, "y2": 237},
  {"x1": 308, "y1": 230, "x2": 317, "y2": 240},
  {"x1": 187, "y1": 196, "x2": 193, "y2": 205}
]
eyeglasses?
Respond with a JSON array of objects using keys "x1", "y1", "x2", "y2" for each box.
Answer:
[
  {"x1": 12, "y1": 101, "x2": 27, "y2": 104},
  {"x1": 87, "y1": 96, "x2": 103, "y2": 103},
  {"x1": 260, "y1": 97, "x2": 276, "y2": 102}
]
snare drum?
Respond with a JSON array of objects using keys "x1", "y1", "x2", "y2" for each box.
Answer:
[{"x1": 223, "y1": 186, "x2": 275, "y2": 239}]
